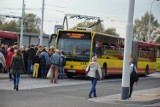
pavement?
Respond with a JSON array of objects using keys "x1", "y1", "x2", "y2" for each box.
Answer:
[
  {"x1": 89, "y1": 72, "x2": 160, "y2": 106},
  {"x1": 89, "y1": 88, "x2": 160, "y2": 106},
  {"x1": 0, "y1": 72, "x2": 160, "y2": 106}
]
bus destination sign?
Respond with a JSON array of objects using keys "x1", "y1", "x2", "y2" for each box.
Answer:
[
  {"x1": 59, "y1": 31, "x2": 91, "y2": 39},
  {"x1": 67, "y1": 33, "x2": 84, "y2": 38}
]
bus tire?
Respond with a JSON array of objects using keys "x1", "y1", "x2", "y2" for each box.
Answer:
[
  {"x1": 66, "y1": 73, "x2": 73, "y2": 78},
  {"x1": 144, "y1": 65, "x2": 149, "y2": 77},
  {"x1": 102, "y1": 63, "x2": 107, "y2": 79}
]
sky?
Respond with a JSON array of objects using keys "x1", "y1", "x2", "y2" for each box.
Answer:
[{"x1": 0, "y1": 0, "x2": 160, "y2": 38}]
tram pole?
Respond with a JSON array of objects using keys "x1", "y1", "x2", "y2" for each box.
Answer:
[
  {"x1": 121, "y1": 0, "x2": 135, "y2": 100},
  {"x1": 40, "y1": 0, "x2": 45, "y2": 46},
  {"x1": 20, "y1": 0, "x2": 25, "y2": 48}
]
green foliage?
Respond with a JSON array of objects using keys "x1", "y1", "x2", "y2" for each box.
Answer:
[
  {"x1": 0, "y1": 16, "x2": 4, "y2": 25},
  {"x1": 0, "y1": 20, "x2": 19, "y2": 32},
  {"x1": 70, "y1": 21, "x2": 119, "y2": 36},
  {"x1": 23, "y1": 13, "x2": 40, "y2": 33},
  {"x1": 0, "y1": 13, "x2": 40, "y2": 33},
  {"x1": 133, "y1": 12, "x2": 160, "y2": 42},
  {"x1": 104, "y1": 28, "x2": 119, "y2": 36}
]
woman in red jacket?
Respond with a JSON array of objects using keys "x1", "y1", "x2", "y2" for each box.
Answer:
[{"x1": 6, "y1": 48, "x2": 15, "y2": 80}]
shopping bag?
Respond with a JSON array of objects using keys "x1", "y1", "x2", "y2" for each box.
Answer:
[
  {"x1": 96, "y1": 70, "x2": 100, "y2": 80},
  {"x1": 46, "y1": 68, "x2": 51, "y2": 78}
]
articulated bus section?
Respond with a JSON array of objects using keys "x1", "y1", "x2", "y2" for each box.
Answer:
[{"x1": 55, "y1": 29, "x2": 157, "y2": 78}]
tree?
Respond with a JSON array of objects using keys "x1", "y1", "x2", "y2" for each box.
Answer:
[
  {"x1": 133, "y1": 12, "x2": 160, "y2": 41},
  {"x1": 23, "y1": 13, "x2": 40, "y2": 33},
  {"x1": 153, "y1": 27, "x2": 160, "y2": 42},
  {"x1": 70, "y1": 21, "x2": 119, "y2": 36},
  {"x1": 0, "y1": 20, "x2": 18, "y2": 32},
  {"x1": 0, "y1": 13, "x2": 40, "y2": 33},
  {"x1": 104, "y1": 28, "x2": 119, "y2": 36},
  {"x1": 0, "y1": 16, "x2": 5, "y2": 25}
]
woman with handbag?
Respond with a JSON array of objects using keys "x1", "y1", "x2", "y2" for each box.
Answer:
[
  {"x1": 10, "y1": 49, "x2": 25, "y2": 91},
  {"x1": 85, "y1": 56, "x2": 102, "y2": 98}
]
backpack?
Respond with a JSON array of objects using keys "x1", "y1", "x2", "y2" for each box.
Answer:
[
  {"x1": 14, "y1": 58, "x2": 22, "y2": 70},
  {"x1": 40, "y1": 55, "x2": 46, "y2": 64},
  {"x1": 61, "y1": 56, "x2": 66, "y2": 66},
  {"x1": 130, "y1": 65, "x2": 139, "y2": 82}
]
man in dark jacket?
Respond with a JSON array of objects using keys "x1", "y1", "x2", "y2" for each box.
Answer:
[{"x1": 26, "y1": 44, "x2": 36, "y2": 75}]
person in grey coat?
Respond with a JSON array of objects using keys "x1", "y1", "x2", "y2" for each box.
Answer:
[
  {"x1": 0, "y1": 50, "x2": 6, "y2": 73},
  {"x1": 10, "y1": 49, "x2": 25, "y2": 91},
  {"x1": 86, "y1": 56, "x2": 102, "y2": 98}
]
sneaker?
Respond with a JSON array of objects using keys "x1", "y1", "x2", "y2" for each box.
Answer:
[
  {"x1": 14, "y1": 85, "x2": 16, "y2": 90},
  {"x1": 16, "y1": 85, "x2": 19, "y2": 91}
]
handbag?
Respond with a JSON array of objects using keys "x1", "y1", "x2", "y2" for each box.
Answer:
[
  {"x1": 96, "y1": 70, "x2": 100, "y2": 80},
  {"x1": 86, "y1": 65, "x2": 90, "y2": 74},
  {"x1": 46, "y1": 68, "x2": 51, "y2": 78}
]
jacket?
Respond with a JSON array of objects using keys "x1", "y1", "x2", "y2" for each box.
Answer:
[
  {"x1": 0, "y1": 52, "x2": 6, "y2": 68},
  {"x1": 27, "y1": 48, "x2": 36, "y2": 60},
  {"x1": 50, "y1": 53, "x2": 61, "y2": 66},
  {"x1": 40, "y1": 51, "x2": 49, "y2": 65},
  {"x1": 6, "y1": 51, "x2": 15, "y2": 68},
  {"x1": 10, "y1": 55, "x2": 25, "y2": 74},
  {"x1": 86, "y1": 62, "x2": 102, "y2": 79}
]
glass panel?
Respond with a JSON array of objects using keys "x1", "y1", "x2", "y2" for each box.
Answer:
[{"x1": 58, "y1": 38, "x2": 91, "y2": 61}]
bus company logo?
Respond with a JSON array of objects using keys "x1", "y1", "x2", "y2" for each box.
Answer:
[{"x1": 70, "y1": 65, "x2": 73, "y2": 69}]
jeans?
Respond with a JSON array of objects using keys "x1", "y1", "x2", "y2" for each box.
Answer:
[
  {"x1": 27, "y1": 60, "x2": 33, "y2": 74},
  {"x1": 33, "y1": 63, "x2": 39, "y2": 78},
  {"x1": 59, "y1": 66, "x2": 64, "y2": 79},
  {"x1": 89, "y1": 77, "x2": 97, "y2": 97},
  {"x1": 129, "y1": 81, "x2": 135, "y2": 97},
  {"x1": 41, "y1": 64, "x2": 47, "y2": 78},
  {"x1": 50, "y1": 64, "x2": 59, "y2": 83},
  {"x1": 13, "y1": 73, "x2": 20, "y2": 86}
]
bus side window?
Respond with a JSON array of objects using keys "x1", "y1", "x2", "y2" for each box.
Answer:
[{"x1": 95, "y1": 41, "x2": 103, "y2": 58}]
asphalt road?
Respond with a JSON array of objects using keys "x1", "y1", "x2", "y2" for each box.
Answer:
[{"x1": 0, "y1": 73, "x2": 159, "y2": 107}]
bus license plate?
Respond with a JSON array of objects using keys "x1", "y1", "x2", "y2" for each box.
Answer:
[{"x1": 68, "y1": 70, "x2": 76, "y2": 73}]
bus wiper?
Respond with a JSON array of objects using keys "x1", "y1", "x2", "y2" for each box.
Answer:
[{"x1": 66, "y1": 57, "x2": 89, "y2": 61}]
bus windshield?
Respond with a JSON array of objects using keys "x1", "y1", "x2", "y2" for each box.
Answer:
[{"x1": 58, "y1": 38, "x2": 91, "y2": 61}]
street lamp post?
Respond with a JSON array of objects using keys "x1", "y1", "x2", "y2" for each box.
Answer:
[
  {"x1": 39, "y1": 0, "x2": 45, "y2": 46},
  {"x1": 20, "y1": 0, "x2": 25, "y2": 48},
  {"x1": 147, "y1": 0, "x2": 159, "y2": 42}
]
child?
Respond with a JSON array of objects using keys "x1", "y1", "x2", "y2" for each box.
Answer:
[{"x1": 32, "y1": 51, "x2": 40, "y2": 78}]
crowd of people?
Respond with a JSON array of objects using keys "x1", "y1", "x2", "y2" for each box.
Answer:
[
  {"x1": 0, "y1": 43, "x2": 137, "y2": 99},
  {"x1": 0, "y1": 43, "x2": 66, "y2": 90}
]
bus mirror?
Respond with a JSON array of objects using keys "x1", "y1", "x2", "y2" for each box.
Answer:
[{"x1": 49, "y1": 34, "x2": 57, "y2": 43}]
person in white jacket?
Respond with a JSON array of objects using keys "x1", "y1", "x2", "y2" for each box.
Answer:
[
  {"x1": 86, "y1": 56, "x2": 102, "y2": 98},
  {"x1": 0, "y1": 50, "x2": 6, "y2": 73}
]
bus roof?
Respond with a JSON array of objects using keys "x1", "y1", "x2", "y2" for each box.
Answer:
[
  {"x1": 137, "y1": 41, "x2": 157, "y2": 48},
  {"x1": 0, "y1": 31, "x2": 19, "y2": 39},
  {"x1": 58, "y1": 30, "x2": 124, "y2": 39}
]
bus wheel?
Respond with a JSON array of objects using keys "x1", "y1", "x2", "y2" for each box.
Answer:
[
  {"x1": 144, "y1": 65, "x2": 149, "y2": 77},
  {"x1": 66, "y1": 73, "x2": 73, "y2": 78},
  {"x1": 102, "y1": 63, "x2": 107, "y2": 79}
]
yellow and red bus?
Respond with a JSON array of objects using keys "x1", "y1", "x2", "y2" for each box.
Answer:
[
  {"x1": 54, "y1": 29, "x2": 157, "y2": 78},
  {"x1": 155, "y1": 43, "x2": 160, "y2": 72}
]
